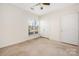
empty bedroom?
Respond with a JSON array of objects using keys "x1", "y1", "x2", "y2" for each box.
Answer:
[{"x1": 0, "y1": 3, "x2": 79, "y2": 56}]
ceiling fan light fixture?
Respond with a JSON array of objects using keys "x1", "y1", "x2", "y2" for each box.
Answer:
[
  {"x1": 31, "y1": 7, "x2": 34, "y2": 10},
  {"x1": 30, "y1": 3, "x2": 50, "y2": 10},
  {"x1": 40, "y1": 7, "x2": 43, "y2": 10}
]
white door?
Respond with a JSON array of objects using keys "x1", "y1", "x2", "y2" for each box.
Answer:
[{"x1": 61, "y1": 13, "x2": 78, "y2": 45}]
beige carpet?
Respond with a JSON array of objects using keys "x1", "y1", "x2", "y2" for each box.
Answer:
[{"x1": 0, "y1": 37, "x2": 78, "y2": 56}]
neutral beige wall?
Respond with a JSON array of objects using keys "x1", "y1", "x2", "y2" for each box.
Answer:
[{"x1": 0, "y1": 4, "x2": 39, "y2": 48}]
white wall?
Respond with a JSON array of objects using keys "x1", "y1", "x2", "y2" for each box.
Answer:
[
  {"x1": 40, "y1": 5, "x2": 79, "y2": 45},
  {"x1": 40, "y1": 13, "x2": 60, "y2": 41},
  {"x1": 60, "y1": 13, "x2": 79, "y2": 45},
  {"x1": 0, "y1": 4, "x2": 39, "y2": 48}
]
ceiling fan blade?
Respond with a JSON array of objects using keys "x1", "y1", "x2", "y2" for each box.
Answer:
[
  {"x1": 35, "y1": 3, "x2": 40, "y2": 6},
  {"x1": 42, "y1": 3, "x2": 50, "y2": 5}
]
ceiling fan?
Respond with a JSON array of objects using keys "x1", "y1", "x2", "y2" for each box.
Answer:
[
  {"x1": 31, "y1": 3, "x2": 50, "y2": 10},
  {"x1": 36, "y1": 3, "x2": 50, "y2": 6}
]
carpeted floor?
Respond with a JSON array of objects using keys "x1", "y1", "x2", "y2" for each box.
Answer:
[{"x1": 0, "y1": 37, "x2": 78, "y2": 56}]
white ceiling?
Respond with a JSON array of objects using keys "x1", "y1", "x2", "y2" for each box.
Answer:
[{"x1": 12, "y1": 3, "x2": 77, "y2": 16}]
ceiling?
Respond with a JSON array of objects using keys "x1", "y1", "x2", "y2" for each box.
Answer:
[{"x1": 12, "y1": 3, "x2": 77, "y2": 16}]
